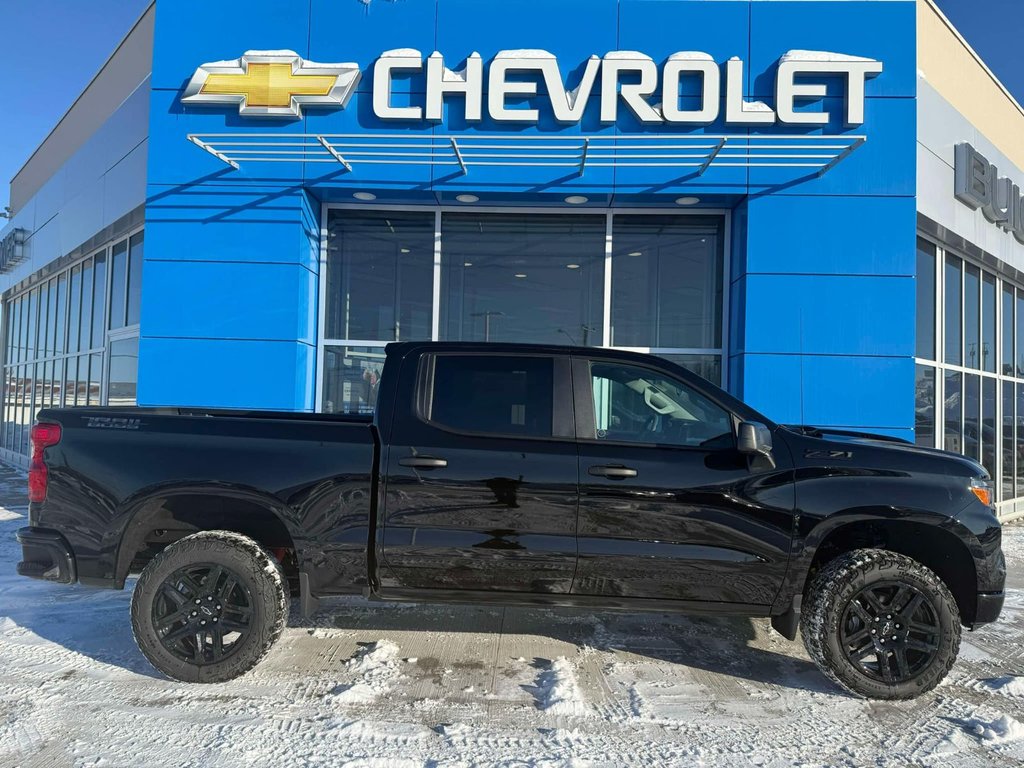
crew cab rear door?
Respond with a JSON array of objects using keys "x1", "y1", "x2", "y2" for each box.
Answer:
[
  {"x1": 570, "y1": 353, "x2": 795, "y2": 607},
  {"x1": 379, "y1": 350, "x2": 579, "y2": 594}
]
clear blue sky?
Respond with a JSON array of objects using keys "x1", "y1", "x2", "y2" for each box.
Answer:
[{"x1": 1, "y1": 0, "x2": 1022, "y2": 215}]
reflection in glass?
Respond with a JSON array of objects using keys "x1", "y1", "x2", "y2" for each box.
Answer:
[
  {"x1": 916, "y1": 240, "x2": 935, "y2": 360},
  {"x1": 982, "y1": 376, "x2": 996, "y2": 479},
  {"x1": 1018, "y1": 384, "x2": 1024, "y2": 498},
  {"x1": 944, "y1": 371, "x2": 961, "y2": 453},
  {"x1": 964, "y1": 374, "x2": 980, "y2": 460},
  {"x1": 326, "y1": 211, "x2": 434, "y2": 342},
  {"x1": 109, "y1": 241, "x2": 128, "y2": 331},
  {"x1": 108, "y1": 338, "x2": 139, "y2": 406},
  {"x1": 79, "y1": 259, "x2": 94, "y2": 353},
  {"x1": 441, "y1": 213, "x2": 605, "y2": 345},
  {"x1": 656, "y1": 354, "x2": 722, "y2": 387},
  {"x1": 982, "y1": 274, "x2": 996, "y2": 373},
  {"x1": 54, "y1": 274, "x2": 67, "y2": 356},
  {"x1": 127, "y1": 233, "x2": 143, "y2": 327},
  {"x1": 322, "y1": 346, "x2": 386, "y2": 415},
  {"x1": 64, "y1": 358, "x2": 78, "y2": 408},
  {"x1": 914, "y1": 365, "x2": 935, "y2": 447},
  {"x1": 88, "y1": 354, "x2": 101, "y2": 406},
  {"x1": 68, "y1": 265, "x2": 82, "y2": 355},
  {"x1": 964, "y1": 265, "x2": 980, "y2": 370},
  {"x1": 92, "y1": 251, "x2": 107, "y2": 349},
  {"x1": 612, "y1": 215, "x2": 723, "y2": 349},
  {"x1": 1003, "y1": 284, "x2": 1014, "y2": 376},
  {"x1": 1004, "y1": 381, "x2": 1015, "y2": 501},
  {"x1": 45, "y1": 279, "x2": 57, "y2": 358},
  {"x1": 944, "y1": 256, "x2": 961, "y2": 365},
  {"x1": 1018, "y1": 290, "x2": 1024, "y2": 377}
]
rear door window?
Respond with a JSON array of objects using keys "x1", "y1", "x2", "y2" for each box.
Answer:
[{"x1": 425, "y1": 355, "x2": 555, "y2": 438}]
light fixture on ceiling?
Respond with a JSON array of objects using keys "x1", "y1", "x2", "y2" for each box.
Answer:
[
  {"x1": 463, "y1": 262, "x2": 473, "y2": 267},
  {"x1": 675, "y1": 196, "x2": 700, "y2": 206},
  {"x1": 564, "y1": 195, "x2": 588, "y2": 205},
  {"x1": 566, "y1": 264, "x2": 581, "y2": 270},
  {"x1": 353, "y1": 192, "x2": 377, "y2": 201},
  {"x1": 456, "y1": 194, "x2": 480, "y2": 203},
  {"x1": 514, "y1": 273, "x2": 528, "y2": 278},
  {"x1": 400, "y1": 248, "x2": 411, "y2": 254},
  {"x1": 628, "y1": 251, "x2": 643, "y2": 257}
]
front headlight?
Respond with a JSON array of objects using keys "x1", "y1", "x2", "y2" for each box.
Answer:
[{"x1": 970, "y1": 477, "x2": 994, "y2": 507}]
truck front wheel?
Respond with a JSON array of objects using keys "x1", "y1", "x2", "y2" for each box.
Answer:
[
  {"x1": 130, "y1": 531, "x2": 288, "y2": 683},
  {"x1": 801, "y1": 548, "x2": 961, "y2": 700}
]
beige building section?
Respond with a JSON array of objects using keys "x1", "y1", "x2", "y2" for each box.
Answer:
[{"x1": 918, "y1": 0, "x2": 1024, "y2": 172}]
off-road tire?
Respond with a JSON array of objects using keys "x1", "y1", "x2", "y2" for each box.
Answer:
[
  {"x1": 131, "y1": 531, "x2": 288, "y2": 683},
  {"x1": 801, "y1": 548, "x2": 961, "y2": 700}
]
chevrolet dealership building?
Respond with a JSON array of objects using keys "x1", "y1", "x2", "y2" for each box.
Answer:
[{"x1": 2, "y1": 0, "x2": 1023, "y2": 519}]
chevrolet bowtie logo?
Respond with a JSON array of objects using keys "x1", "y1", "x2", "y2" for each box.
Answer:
[{"x1": 182, "y1": 50, "x2": 361, "y2": 119}]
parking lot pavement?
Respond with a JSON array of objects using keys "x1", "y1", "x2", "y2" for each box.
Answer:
[{"x1": 1, "y1": 460, "x2": 1023, "y2": 767}]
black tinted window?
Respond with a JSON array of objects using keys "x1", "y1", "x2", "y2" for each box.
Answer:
[{"x1": 428, "y1": 355, "x2": 554, "y2": 437}]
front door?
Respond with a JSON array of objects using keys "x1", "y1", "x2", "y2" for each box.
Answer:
[
  {"x1": 571, "y1": 355, "x2": 795, "y2": 607},
  {"x1": 381, "y1": 351, "x2": 579, "y2": 594}
]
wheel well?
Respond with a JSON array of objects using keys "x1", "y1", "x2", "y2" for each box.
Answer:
[
  {"x1": 806, "y1": 520, "x2": 978, "y2": 624},
  {"x1": 118, "y1": 495, "x2": 299, "y2": 591}
]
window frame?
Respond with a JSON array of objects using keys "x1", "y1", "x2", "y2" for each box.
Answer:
[
  {"x1": 317, "y1": 204, "x2": 731, "y2": 413},
  {"x1": 414, "y1": 351, "x2": 575, "y2": 442},
  {"x1": 570, "y1": 353, "x2": 738, "y2": 451}
]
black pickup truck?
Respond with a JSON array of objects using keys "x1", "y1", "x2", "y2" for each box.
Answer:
[{"x1": 17, "y1": 342, "x2": 1005, "y2": 698}]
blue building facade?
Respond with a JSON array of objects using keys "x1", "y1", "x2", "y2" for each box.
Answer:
[{"x1": 3, "y1": 0, "x2": 934, "y2": 463}]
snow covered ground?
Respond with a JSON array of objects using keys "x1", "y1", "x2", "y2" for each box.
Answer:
[{"x1": 1, "y1": 463, "x2": 1024, "y2": 767}]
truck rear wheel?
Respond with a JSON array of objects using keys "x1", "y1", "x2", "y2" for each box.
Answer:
[
  {"x1": 130, "y1": 531, "x2": 288, "y2": 683},
  {"x1": 801, "y1": 548, "x2": 961, "y2": 700}
]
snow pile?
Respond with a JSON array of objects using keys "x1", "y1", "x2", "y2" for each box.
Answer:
[
  {"x1": 982, "y1": 676, "x2": 1024, "y2": 698},
  {"x1": 968, "y1": 714, "x2": 1024, "y2": 743},
  {"x1": 534, "y1": 657, "x2": 589, "y2": 717},
  {"x1": 328, "y1": 640, "x2": 404, "y2": 704}
]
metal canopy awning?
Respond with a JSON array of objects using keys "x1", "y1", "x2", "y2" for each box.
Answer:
[{"x1": 187, "y1": 132, "x2": 866, "y2": 178}]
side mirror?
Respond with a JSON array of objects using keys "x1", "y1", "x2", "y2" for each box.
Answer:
[{"x1": 737, "y1": 421, "x2": 775, "y2": 467}]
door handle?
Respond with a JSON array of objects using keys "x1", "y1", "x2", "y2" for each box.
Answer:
[
  {"x1": 588, "y1": 465, "x2": 638, "y2": 479},
  {"x1": 398, "y1": 456, "x2": 449, "y2": 470}
]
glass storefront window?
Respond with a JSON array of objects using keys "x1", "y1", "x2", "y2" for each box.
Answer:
[
  {"x1": 964, "y1": 264, "x2": 980, "y2": 369},
  {"x1": 1002, "y1": 284, "x2": 1014, "y2": 376},
  {"x1": 326, "y1": 210, "x2": 434, "y2": 342},
  {"x1": 982, "y1": 376, "x2": 996, "y2": 480},
  {"x1": 322, "y1": 345, "x2": 386, "y2": 415},
  {"x1": 915, "y1": 365, "x2": 935, "y2": 447},
  {"x1": 944, "y1": 370, "x2": 962, "y2": 453},
  {"x1": 1003, "y1": 381, "x2": 1014, "y2": 501},
  {"x1": 659, "y1": 354, "x2": 722, "y2": 387},
  {"x1": 127, "y1": 232, "x2": 143, "y2": 327},
  {"x1": 944, "y1": 255, "x2": 962, "y2": 365},
  {"x1": 108, "y1": 338, "x2": 139, "y2": 407},
  {"x1": 916, "y1": 240, "x2": 936, "y2": 360},
  {"x1": 982, "y1": 273, "x2": 996, "y2": 373},
  {"x1": 441, "y1": 212, "x2": 605, "y2": 345},
  {"x1": 612, "y1": 215, "x2": 723, "y2": 349},
  {"x1": 109, "y1": 240, "x2": 128, "y2": 331},
  {"x1": 1, "y1": 231, "x2": 143, "y2": 458}
]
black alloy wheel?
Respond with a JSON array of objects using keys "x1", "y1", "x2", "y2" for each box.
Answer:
[
  {"x1": 131, "y1": 531, "x2": 288, "y2": 683},
  {"x1": 152, "y1": 563, "x2": 253, "y2": 665},
  {"x1": 839, "y1": 581, "x2": 941, "y2": 685},
  {"x1": 801, "y1": 548, "x2": 961, "y2": 700}
]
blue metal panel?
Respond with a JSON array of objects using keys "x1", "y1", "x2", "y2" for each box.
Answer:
[
  {"x1": 741, "y1": 353, "x2": 914, "y2": 430},
  {"x1": 141, "y1": 261, "x2": 317, "y2": 343},
  {"x1": 150, "y1": 1, "x2": 311, "y2": 91},
  {"x1": 740, "y1": 274, "x2": 914, "y2": 357},
  {"x1": 144, "y1": 184, "x2": 320, "y2": 271},
  {"x1": 745, "y1": 195, "x2": 916, "y2": 276},
  {"x1": 748, "y1": 1, "x2": 916, "y2": 99},
  {"x1": 138, "y1": 337, "x2": 316, "y2": 411}
]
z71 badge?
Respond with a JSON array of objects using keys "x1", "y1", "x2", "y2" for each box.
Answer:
[{"x1": 804, "y1": 449, "x2": 854, "y2": 460}]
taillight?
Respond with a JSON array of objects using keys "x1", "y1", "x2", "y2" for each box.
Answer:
[{"x1": 29, "y1": 422, "x2": 61, "y2": 503}]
